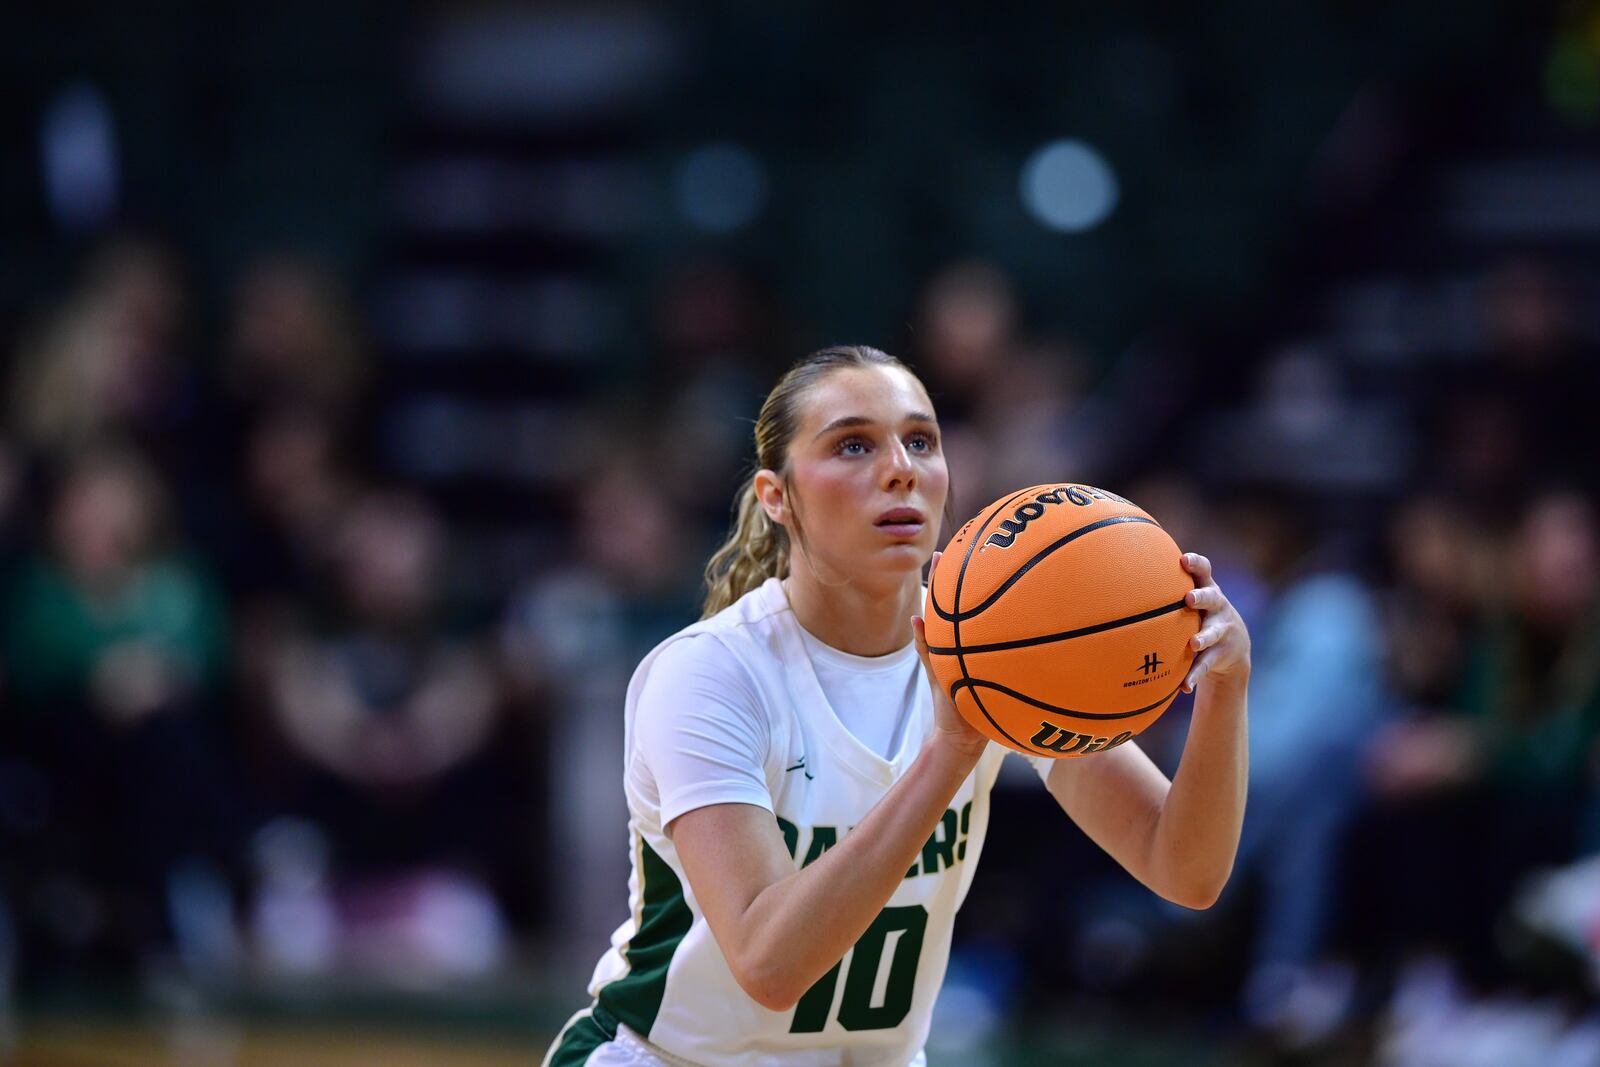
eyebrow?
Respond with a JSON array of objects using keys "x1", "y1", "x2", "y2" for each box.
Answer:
[{"x1": 813, "y1": 412, "x2": 938, "y2": 440}]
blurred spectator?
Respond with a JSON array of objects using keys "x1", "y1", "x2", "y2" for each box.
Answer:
[
  {"x1": 1426, "y1": 260, "x2": 1600, "y2": 507},
  {"x1": 647, "y1": 259, "x2": 780, "y2": 527},
  {"x1": 224, "y1": 254, "x2": 369, "y2": 421},
  {"x1": 161, "y1": 253, "x2": 375, "y2": 594},
  {"x1": 969, "y1": 337, "x2": 1094, "y2": 505},
  {"x1": 1, "y1": 445, "x2": 236, "y2": 972},
  {"x1": 230, "y1": 404, "x2": 360, "y2": 601},
  {"x1": 1469, "y1": 490, "x2": 1600, "y2": 792},
  {"x1": 253, "y1": 489, "x2": 515, "y2": 981},
  {"x1": 267, "y1": 491, "x2": 495, "y2": 789},
  {"x1": 9, "y1": 240, "x2": 198, "y2": 475},
  {"x1": 5, "y1": 447, "x2": 227, "y2": 719},
  {"x1": 1358, "y1": 489, "x2": 1600, "y2": 988},
  {"x1": 1426, "y1": 390, "x2": 1532, "y2": 519},
  {"x1": 1482, "y1": 259, "x2": 1588, "y2": 380},
  {"x1": 909, "y1": 261, "x2": 1100, "y2": 521},
  {"x1": 501, "y1": 451, "x2": 701, "y2": 958},
  {"x1": 1376, "y1": 495, "x2": 1495, "y2": 724},
  {"x1": 1212, "y1": 485, "x2": 1385, "y2": 1043},
  {"x1": 913, "y1": 260, "x2": 1020, "y2": 424},
  {"x1": 651, "y1": 258, "x2": 780, "y2": 379}
]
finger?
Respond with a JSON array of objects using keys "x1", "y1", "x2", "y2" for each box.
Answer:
[
  {"x1": 1190, "y1": 623, "x2": 1226, "y2": 652},
  {"x1": 1182, "y1": 653, "x2": 1212, "y2": 694},
  {"x1": 1181, "y1": 552, "x2": 1214, "y2": 585},
  {"x1": 1184, "y1": 586, "x2": 1227, "y2": 611},
  {"x1": 929, "y1": 550, "x2": 943, "y2": 578}
]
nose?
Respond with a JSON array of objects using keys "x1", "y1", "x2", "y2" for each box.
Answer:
[{"x1": 882, "y1": 439, "x2": 916, "y2": 491}]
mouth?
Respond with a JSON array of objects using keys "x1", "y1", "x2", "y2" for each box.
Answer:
[{"x1": 874, "y1": 507, "x2": 926, "y2": 538}]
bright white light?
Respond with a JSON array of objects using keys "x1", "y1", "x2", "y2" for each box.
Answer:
[
  {"x1": 673, "y1": 142, "x2": 767, "y2": 232},
  {"x1": 1020, "y1": 139, "x2": 1119, "y2": 233}
]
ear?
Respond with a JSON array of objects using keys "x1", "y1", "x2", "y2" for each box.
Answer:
[{"x1": 753, "y1": 469, "x2": 786, "y2": 525}]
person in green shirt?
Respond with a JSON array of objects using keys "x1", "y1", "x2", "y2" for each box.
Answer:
[
  {"x1": 3, "y1": 445, "x2": 233, "y2": 969},
  {"x1": 1363, "y1": 488, "x2": 1600, "y2": 987}
]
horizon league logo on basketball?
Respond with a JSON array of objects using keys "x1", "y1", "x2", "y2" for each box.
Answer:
[
  {"x1": 1124, "y1": 650, "x2": 1170, "y2": 688},
  {"x1": 1028, "y1": 652, "x2": 1169, "y2": 755},
  {"x1": 981, "y1": 484, "x2": 1133, "y2": 550}
]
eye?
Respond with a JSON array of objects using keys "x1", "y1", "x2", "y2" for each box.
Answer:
[
  {"x1": 906, "y1": 431, "x2": 938, "y2": 452},
  {"x1": 833, "y1": 435, "x2": 870, "y2": 456}
]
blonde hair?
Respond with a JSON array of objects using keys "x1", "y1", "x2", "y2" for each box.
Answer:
[{"x1": 701, "y1": 345, "x2": 915, "y2": 618}]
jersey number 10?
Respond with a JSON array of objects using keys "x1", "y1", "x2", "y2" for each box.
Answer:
[{"x1": 789, "y1": 905, "x2": 929, "y2": 1033}]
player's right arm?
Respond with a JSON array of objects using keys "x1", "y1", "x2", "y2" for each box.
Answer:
[
  {"x1": 671, "y1": 724, "x2": 979, "y2": 1012},
  {"x1": 642, "y1": 587, "x2": 981, "y2": 1013}
]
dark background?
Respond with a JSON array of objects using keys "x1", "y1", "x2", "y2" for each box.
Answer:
[{"x1": 2, "y1": 2, "x2": 1598, "y2": 1063}]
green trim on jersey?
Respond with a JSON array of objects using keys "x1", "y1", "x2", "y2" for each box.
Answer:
[
  {"x1": 543, "y1": 1007, "x2": 609, "y2": 1067},
  {"x1": 598, "y1": 834, "x2": 693, "y2": 1039}
]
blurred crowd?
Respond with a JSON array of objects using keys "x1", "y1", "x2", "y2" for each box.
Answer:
[
  {"x1": 2, "y1": 234, "x2": 1598, "y2": 1061},
  {"x1": 923, "y1": 257, "x2": 1600, "y2": 1059},
  {"x1": 0, "y1": 240, "x2": 541, "y2": 989}
]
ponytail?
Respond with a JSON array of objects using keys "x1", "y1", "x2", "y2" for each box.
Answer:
[{"x1": 701, "y1": 475, "x2": 789, "y2": 618}]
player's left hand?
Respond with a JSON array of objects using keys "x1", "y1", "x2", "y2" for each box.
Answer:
[{"x1": 1179, "y1": 552, "x2": 1250, "y2": 694}]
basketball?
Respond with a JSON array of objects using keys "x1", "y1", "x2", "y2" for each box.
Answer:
[{"x1": 923, "y1": 483, "x2": 1200, "y2": 758}]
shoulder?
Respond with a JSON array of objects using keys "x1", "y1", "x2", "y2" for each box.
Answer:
[
  {"x1": 637, "y1": 578, "x2": 791, "y2": 688},
  {"x1": 644, "y1": 632, "x2": 761, "y2": 702},
  {"x1": 627, "y1": 578, "x2": 800, "y2": 742},
  {"x1": 628, "y1": 611, "x2": 785, "y2": 818},
  {"x1": 695, "y1": 576, "x2": 792, "y2": 642},
  {"x1": 633, "y1": 581, "x2": 786, "y2": 713}
]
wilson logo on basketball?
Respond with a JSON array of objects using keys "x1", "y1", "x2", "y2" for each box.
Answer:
[
  {"x1": 982, "y1": 484, "x2": 1132, "y2": 549},
  {"x1": 1030, "y1": 723, "x2": 1135, "y2": 755}
]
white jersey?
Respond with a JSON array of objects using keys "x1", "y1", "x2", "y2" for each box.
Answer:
[{"x1": 546, "y1": 578, "x2": 1048, "y2": 1067}]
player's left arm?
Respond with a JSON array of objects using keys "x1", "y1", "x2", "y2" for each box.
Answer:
[{"x1": 1042, "y1": 551, "x2": 1250, "y2": 909}]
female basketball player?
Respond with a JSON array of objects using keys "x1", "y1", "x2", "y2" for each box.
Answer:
[{"x1": 546, "y1": 346, "x2": 1251, "y2": 1066}]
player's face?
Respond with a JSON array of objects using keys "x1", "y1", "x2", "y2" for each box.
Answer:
[{"x1": 784, "y1": 365, "x2": 948, "y2": 580}]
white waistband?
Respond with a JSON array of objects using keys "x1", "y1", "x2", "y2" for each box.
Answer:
[{"x1": 614, "y1": 1022, "x2": 707, "y2": 1067}]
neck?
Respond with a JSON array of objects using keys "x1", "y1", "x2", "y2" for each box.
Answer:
[{"x1": 782, "y1": 561, "x2": 922, "y2": 657}]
